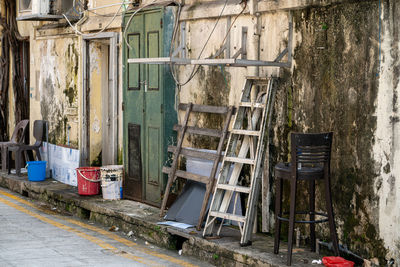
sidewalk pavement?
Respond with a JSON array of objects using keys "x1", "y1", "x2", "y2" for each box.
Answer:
[{"x1": 0, "y1": 173, "x2": 320, "y2": 266}]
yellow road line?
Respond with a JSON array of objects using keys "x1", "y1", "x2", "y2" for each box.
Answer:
[
  {"x1": 0, "y1": 189, "x2": 198, "y2": 267},
  {"x1": 0, "y1": 195, "x2": 155, "y2": 266}
]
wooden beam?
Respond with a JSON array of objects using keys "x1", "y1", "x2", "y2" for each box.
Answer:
[
  {"x1": 173, "y1": 125, "x2": 223, "y2": 138},
  {"x1": 168, "y1": 146, "x2": 218, "y2": 161}
]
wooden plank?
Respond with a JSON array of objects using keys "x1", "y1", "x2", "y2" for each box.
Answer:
[
  {"x1": 209, "y1": 211, "x2": 246, "y2": 222},
  {"x1": 245, "y1": 76, "x2": 269, "y2": 81},
  {"x1": 225, "y1": 156, "x2": 255, "y2": 165},
  {"x1": 162, "y1": 167, "x2": 209, "y2": 184},
  {"x1": 239, "y1": 102, "x2": 265, "y2": 108},
  {"x1": 173, "y1": 125, "x2": 222, "y2": 137},
  {"x1": 178, "y1": 103, "x2": 230, "y2": 114},
  {"x1": 231, "y1": 129, "x2": 260, "y2": 136},
  {"x1": 168, "y1": 146, "x2": 218, "y2": 160},
  {"x1": 216, "y1": 184, "x2": 250, "y2": 194}
]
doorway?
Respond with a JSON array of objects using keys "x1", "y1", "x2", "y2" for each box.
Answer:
[{"x1": 81, "y1": 33, "x2": 119, "y2": 167}]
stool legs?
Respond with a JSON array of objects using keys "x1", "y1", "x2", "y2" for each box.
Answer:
[
  {"x1": 287, "y1": 179, "x2": 297, "y2": 266},
  {"x1": 324, "y1": 174, "x2": 340, "y2": 255},
  {"x1": 309, "y1": 180, "x2": 316, "y2": 252},
  {"x1": 274, "y1": 176, "x2": 339, "y2": 265},
  {"x1": 274, "y1": 177, "x2": 283, "y2": 254}
]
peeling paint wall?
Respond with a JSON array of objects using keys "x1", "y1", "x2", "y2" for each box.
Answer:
[
  {"x1": 374, "y1": 1, "x2": 400, "y2": 262},
  {"x1": 178, "y1": 0, "x2": 399, "y2": 263},
  {"x1": 88, "y1": 41, "x2": 106, "y2": 165},
  {"x1": 30, "y1": 36, "x2": 79, "y2": 147},
  {"x1": 23, "y1": 0, "x2": 124, "y2": 166}
]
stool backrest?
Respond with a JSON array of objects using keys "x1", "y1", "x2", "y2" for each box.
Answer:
[{"x1": 291, "y1": 132, "x2": 333, "y2": 167}]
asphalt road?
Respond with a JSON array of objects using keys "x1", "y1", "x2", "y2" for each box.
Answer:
[{"x1": 0, "y1": 187, "x2": 209, "y2": 267}]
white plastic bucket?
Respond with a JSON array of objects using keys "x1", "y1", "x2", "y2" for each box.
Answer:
[{"x1": 100, "y1": 165, "x2": 123, "y2": 200}]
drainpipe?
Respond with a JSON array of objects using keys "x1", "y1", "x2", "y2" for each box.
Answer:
[
  {"x1": 249, "y1": 11, "x2": 261, "y2": 234},
  {"x1": 248, "y1": 12, "x2": 261, "y2": 79}
]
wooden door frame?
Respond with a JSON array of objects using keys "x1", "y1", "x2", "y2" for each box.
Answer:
[{"x1": 81, "y1": 32, "x2": 119, "y2": 166}]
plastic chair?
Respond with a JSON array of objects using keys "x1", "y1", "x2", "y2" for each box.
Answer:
[
  {"x1": 0, "y1": 120, "x2": 29, "y2": 172},
  {"x1": 273, "y1": 132, "x2": 339, "y2": 265},
  {"x1": 8, "y1": 120, "x2": 46, "y2": 175}
]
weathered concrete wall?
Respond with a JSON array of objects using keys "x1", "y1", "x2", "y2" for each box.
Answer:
[
  {"x1": 276, "y1": 0, "x2": 385, "y2": 261},
  {"x1": 30, "y1": 35, "x2": 80, "y2": 147},
  {"x1": 21, "y1": 0, "x2": 124, "y2": 164},
  {"x1": 178, "y1": 0, "x2": 399, "y2": 263},
  {"x1": 374, "y1": 1, "x2": 400, "y2": 263}
]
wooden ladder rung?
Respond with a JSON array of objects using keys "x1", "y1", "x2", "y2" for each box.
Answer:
[
  {"x1": 225, "y1": 157, "x2": 255, "y2": 165},
  {"x1": 162, "y1": 167, "x2": 210, "y2": 184},
  {"x1": 173, "y1": 125, "x2": 222, "y2": 138},
  {"x1": 216, "y1": 184, "x2": 250, "y2": 194},
  {"x1": 239, "y1": 102, "x2": 265, "y2": 109},
  {"x1": 179, "y1": 103, "x2": 230, "y2": 114},
  {"x1": 231, "y1": 129, "x2": 260, "y2": 136},
  {"x1": 168, "y1": 146, "x2": 218, "y2": 160},
  {"x1": 209, "y1": 211, "x2": 246, "y2": 222}
]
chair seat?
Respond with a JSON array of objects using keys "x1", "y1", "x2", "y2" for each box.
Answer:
[
  {"x1": 8, "y1": 144, "x2": 39, "y2": 151},
  {"x1": 0, "y1": 141, "x2": 17, "y2": 147},
  {"x1": 274, "y1": 162, "x2": 324, "y2": 180}
]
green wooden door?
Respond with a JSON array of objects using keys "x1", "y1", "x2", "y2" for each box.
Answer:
[{"x1": 123, "y1": 9, "x2": 166, "y2": 206}]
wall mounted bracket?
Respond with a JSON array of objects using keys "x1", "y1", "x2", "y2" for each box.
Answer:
[{"x1": 127, "y1": 12, "x2": 293, "y2": 68}]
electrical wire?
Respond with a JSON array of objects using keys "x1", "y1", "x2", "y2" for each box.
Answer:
[
  {"x1": 86, "y1": 9, "x2": 123, "y2": 18},
  {"x1": 220, "y1": 1, "x2": 246, "y2": 50},
  {"x1": 122, "y1": 0, "x2": 161, "y2": 50},
  {"x1": 169, "y1": 0, "x2": 229, "y2": 87},
  {"x1": 63, "y1": 0, "x2": 135, "y2": 37}
]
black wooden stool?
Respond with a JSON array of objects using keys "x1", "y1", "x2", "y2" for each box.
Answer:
[{"x1": 273, "y1": 132, "x2": 339, "y2": 265}]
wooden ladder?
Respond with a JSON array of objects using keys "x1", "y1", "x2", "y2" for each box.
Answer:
[
  {"x1": 160, "y1": 103, "x2": 234, "y2": 231},
  {"x1": 203, "y1": 77, "x2": 276, "y2": 245}
]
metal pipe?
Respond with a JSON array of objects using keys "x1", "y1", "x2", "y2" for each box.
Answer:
[{"x1": 88, "y1": 1, "x2": 134, "y2": 11}]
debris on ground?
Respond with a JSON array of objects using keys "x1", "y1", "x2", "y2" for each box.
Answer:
[
  {"x1": 127, "y1": 230, "x2": 134, "y2": 237},
  {"x1": 178, "y1": 249, "x2": 182, "y2": 255},
  {"x1": 108, "y1": 226, "x2": 119, "y2": 232},
  {"x1": 312, "y1": 259, "x2": 322, "y2": 264}
]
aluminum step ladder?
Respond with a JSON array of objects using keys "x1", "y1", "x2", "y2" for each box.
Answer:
[{"x1": 203, "y1": 76, "x2": 276, "y2": 245}]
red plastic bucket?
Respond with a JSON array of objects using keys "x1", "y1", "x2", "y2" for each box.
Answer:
[{"x1": 76, "y1": 167, "x2": 101, "y2": 195}]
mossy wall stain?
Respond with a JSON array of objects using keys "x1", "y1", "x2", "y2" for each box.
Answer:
[
  {"x1": 271, "y1": 1, "x2": 387, "y2": 261},
  {"x1": 39, "y1": 39, "x2": 79, "y2": 146},
  {"x1": 186, "y1": 66, "x2": 231, "y2": 149}
]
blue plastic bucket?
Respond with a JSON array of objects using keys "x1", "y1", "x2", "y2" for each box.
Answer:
[{"x1": 27, "y1": 161, "x2": 46, "y2": 182}]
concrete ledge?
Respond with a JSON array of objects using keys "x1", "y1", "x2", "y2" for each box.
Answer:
[{"x1": 0, "y1": 173, "x2": 317, "y2": 266}]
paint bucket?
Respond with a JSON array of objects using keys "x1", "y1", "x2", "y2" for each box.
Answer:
[
  {"x1": 100, "y1": 165, "x2": 123, "y2": 200},
  {"x1": 27, "y1": 161, "x2": 47, "y2": 182},
  {"x1": 76, "y1": 167, "x2": 101, "y2": 195}
]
